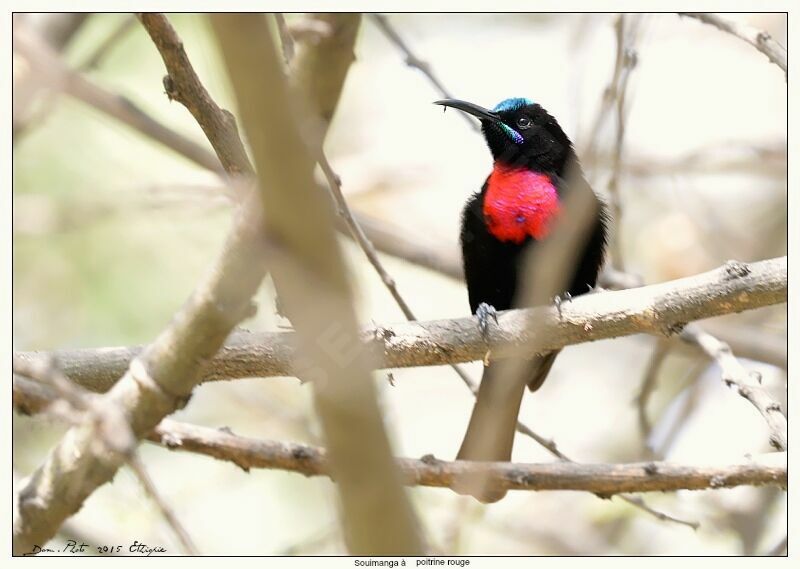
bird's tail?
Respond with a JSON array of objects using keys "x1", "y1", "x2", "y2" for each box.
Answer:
[
  {"x1": 526, "y1": 350, "x2": 559, "y2": 392},
  {"x1": 455, "y1": 352, "x2": 559, "y2": 502}
]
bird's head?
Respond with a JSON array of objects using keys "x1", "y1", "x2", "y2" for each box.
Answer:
[{"x1": 435, "y1": 97, "x2": 574, "y2": 173}]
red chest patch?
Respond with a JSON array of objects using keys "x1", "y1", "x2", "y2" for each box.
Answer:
[{"x1": 483, "y1": 164, "x2": 561, "y2": 243}]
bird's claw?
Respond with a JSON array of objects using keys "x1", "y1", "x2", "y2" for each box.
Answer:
[
  {"x1": 475, "y1": 302, "x2": 498, "y2": 341},
  {"x1": 587, "y1": 284, "x2": 606, "y2": 295},
  {"x1": 553, "y1": 292, "x2": 573, "y2": 318}
]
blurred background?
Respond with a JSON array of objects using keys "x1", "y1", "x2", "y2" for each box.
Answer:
[{"x1": 13, "y1": 13, "x2": 787, "y2": 555}]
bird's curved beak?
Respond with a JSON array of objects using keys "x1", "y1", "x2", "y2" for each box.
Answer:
[{"x1": 434, "y1": 99, "x2": 501, "y2": 123}]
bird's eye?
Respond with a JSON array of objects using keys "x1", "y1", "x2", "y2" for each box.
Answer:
[
  {"x1": 516, "y1": 116, "x2": 532, "y2": 129},
  {"x1": 517, "y1": 116, "x2": 531, "y2": 130}
]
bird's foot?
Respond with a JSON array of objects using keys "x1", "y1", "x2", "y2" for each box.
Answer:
[
  {"x1": 475, "y1": 302, "x2": 498, "y2": 342},
  {"x1": 553, "y1": 291, "x2": 573, "y2": 318}
]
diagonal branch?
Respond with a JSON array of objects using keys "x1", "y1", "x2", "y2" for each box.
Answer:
[
  {"x1": 12, "y1": 25, "x2": 223, "y2": 174},
  {"x1": 369, "y1": 14, "x2": 478, "y2": 132},
  {"x1": 681, "y1": 324, "x2": 787, "y2": 451},
  {"x1": 138, "y1": 14, "x2": 252, "y2": 176},
  {"x1": 126, "y1": 455, "x2": 200, "y2": 555}
]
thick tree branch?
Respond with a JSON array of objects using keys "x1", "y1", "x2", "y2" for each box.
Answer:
[
  {"x1": 17, "y1": 257, "x2": 786, "y2": 392},
  {"x1": 679, "y1": 13, "x2": 787, "y2": 77},
  {"x1": 12, "y1": 382, "x2": 785, "y2": 496},
  {"x1": 148, "y1": 422, "x2": 786, "y2": 494}
]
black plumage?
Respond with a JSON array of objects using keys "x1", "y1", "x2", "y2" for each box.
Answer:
[{"x1": 436, "y1": 98, "x2": 608, "y2": 501}]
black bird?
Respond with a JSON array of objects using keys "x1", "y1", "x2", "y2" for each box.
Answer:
[{"x1": 436, "y1": 97, "x2": 608, "y2": 501}]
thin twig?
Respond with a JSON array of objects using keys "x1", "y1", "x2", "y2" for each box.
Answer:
[
  {"x1": 679, "y1": 13, "x2": 786, "y2": 77},
  {"x1": 617, "y1": 494, "x2": 698, "y2": 529},
  {"x1": 605, "y1": 14, "x2": 641, "y2": 271},
  {"x1": 127, "y1": 455, "x2": 200, "y2": 555},
  {"x1": 680, "y1": 322, "x2": 787, "y2": 451},
  {"x1": 582, "y1": 17, "x2": 628, "y2": 165},
  {"x1": 317, "y1": 153, "x2": 416, "y2": 321},
  {"x1": 338, "y1": 211, "x2": 464, "y2": 280},
  {"x1": 635, "y1": 339, "x2": 672, "y2": 445},
  {"x1": 369, "y1": 14, "x2": 478, "y2": 132},
  {"x1": 701, "y1": 321, "x2": 786, "y2": 370},
  {"x1": 653, "y1": 361, "x2": 707, "y2": 458}
]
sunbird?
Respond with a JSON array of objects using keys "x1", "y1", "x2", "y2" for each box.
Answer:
[{"x1": 436, "y1": 97, "x2": 608, "y2": 501}]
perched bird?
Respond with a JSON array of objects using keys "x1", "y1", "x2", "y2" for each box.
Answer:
[{"x1": 435, "y1": 97, "x2": 608, "y2": 500}]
